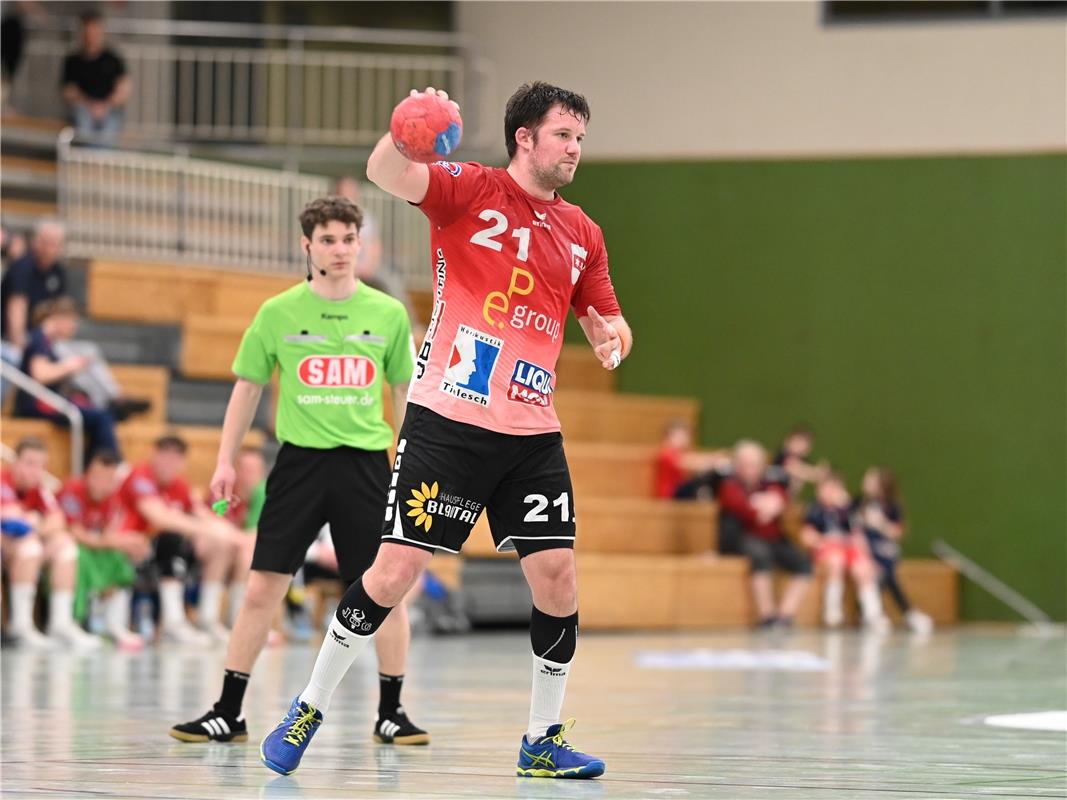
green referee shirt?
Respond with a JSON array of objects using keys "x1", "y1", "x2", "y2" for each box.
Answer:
[{"x1": 232, "y1": 281, "x2": 415, "y2": 451}]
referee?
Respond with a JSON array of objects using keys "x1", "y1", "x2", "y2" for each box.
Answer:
[{"x1": 170, "y1": 196, "x2": 429, "y2": 746}]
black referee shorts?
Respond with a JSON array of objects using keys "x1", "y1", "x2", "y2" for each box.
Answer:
[{"x1": 251, "y1": 444, "x2": 390, "y2": 583}]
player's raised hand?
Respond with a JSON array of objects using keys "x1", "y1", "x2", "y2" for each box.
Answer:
[
  {"x1": 210, "y1": 461, "x2": 237, "y2": 506},
  {"x1": 587, "y1": 306, "x2": 623, "y2": 370}
]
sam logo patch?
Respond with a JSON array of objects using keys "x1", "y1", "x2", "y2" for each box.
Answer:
[{"x1": 298, "y1": 356, "x2": 377, "y2": 388}]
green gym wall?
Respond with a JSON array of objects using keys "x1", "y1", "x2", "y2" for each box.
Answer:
[{"x1": 564, "y1": 154, "x2": 1067, "y2": 622}]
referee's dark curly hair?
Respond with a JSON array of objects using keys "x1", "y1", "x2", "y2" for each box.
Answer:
[{"x1": 299, "y1": 196, "x2": 363, "y2": 238}]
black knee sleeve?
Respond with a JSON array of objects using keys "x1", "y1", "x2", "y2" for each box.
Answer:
[
  {"x1": 530, "y1": 605, "x2": 579, "y2": 663},
  {"x1": 335, "y1": 578, "x2": 393, "y2": 635},
  {"x1": 155, "y1": 531, "x2": 189, "y2": 579}
]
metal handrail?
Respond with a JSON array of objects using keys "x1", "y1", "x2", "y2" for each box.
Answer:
[
  {"x1": 0, "y1": 362, "x2": 85, "y2": 475},
  {"x1": 24, "y1": 15, "x2": 468, "y2": 49},
  {"x1": 12, "y1": 14, "x2": 493, "y2": 152}
]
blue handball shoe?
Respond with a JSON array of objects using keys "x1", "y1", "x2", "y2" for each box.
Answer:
[
  {"x1": 516, "y1": 718, "x2": 605, "y2": 779},
  {"x1": 260, "y1": 696, "x2": 323, "y2": 775}
]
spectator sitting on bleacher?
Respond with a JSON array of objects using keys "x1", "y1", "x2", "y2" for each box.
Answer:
[
  {"x1": 14, "y1": 297, "x2": 122, "y2": 458},
  {"x1": 774, "y1": 424, "x2": 829, "y2": 497},
  {"x1": 217, "y1": 447, "x2": 266, "y2": 627},
  {"x1": 61, "y1": 11, "x2": 130, "y2": 148},
  {"x1": 717, "y1": 440, "x2": 811, "y2": 628},
  {"x1": 113, "y1": 435, "x2": 245, "y2": 645},
  {"x1": 800, "y1": 472, "x2": 887, "y2": 631},
  {"x1": 855, "y1": 466, "x2": 933, "y2": 634},
  {"x1": 653, "y1": 419, "x2": 729, "y2": 499},
  {"x1": 1, "y1": 218, "x2": 67, "y2": 351},
  {"x1": 0, "y1": 436, "x2": 101, "y2": 649},
  {"x1": 59, "y1": 448, "x2": 149, "y2": 649}
]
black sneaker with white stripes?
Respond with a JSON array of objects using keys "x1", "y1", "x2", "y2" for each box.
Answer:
[
  {"x1": 169, "y1": 706, "x2": 248, "y2": 743},
  {"x1": 373, "y1": 707, "x2": 430, "y2": 745}
]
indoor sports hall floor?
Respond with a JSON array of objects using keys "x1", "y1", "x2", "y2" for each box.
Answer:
[{"x1": 2, "y1": 628, "x2": 1064, "y2": 799}]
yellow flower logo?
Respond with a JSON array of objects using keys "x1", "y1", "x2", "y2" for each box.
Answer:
[{"x1": 406, "y1": 481, "x2": 439, "y2": 532}]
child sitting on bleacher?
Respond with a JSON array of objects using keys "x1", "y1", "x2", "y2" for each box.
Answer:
[
  {"x1": 855, "y1": 466, "x2": 933, "y2": 634},
  {"x1": 801, "y1": 472, "x2": 888, "y2": 631}
]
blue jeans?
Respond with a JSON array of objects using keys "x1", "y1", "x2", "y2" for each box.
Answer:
[
  {"x1": 23, "y1": 402, "x2": 121, "y2": 460},
  {"x1": 70, "y1": 104, "x2": 124, "y2": 148}
]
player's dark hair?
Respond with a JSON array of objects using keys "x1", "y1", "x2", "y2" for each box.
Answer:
[
  {"x1": 504, "y1": 81, "x2": 590, "y2": 160},
  {"x1": 15, "y1": 436, "x2": 47, "y2": 456},
  {"x1": 89, "y1": 448, "x2": 120, "y2": 467},
  {"x1": 299, "y1": 196, "x2": 363, "y2": 238},
  {"x1": 238, "y1": 446, "x2": 264, "y2": 460},
  {"x1": 786, "y1": 423, "x2": 813, "y2": 440},
  {"x1": 154, "y1": 435, "x2": 188, "y2": 455},
  {"x1": 79, "y1": 10, "x2": 103, "y2": 26}
]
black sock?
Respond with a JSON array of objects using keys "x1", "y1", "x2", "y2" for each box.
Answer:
[
  {"x1": 378, "y1": 673, "x2": 404, "y2": 718},
  {"x1": 214, "y1": 669, "x2": 250, "y2": 717}
]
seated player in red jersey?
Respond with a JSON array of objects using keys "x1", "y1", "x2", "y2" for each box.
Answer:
[
  {"x1": 800, "y1": 472, "x2": 887, "y2": 631},
  {"x1": 114, "y1": 435, "x2": 245, "y2": 644},
  {"x1": 59, "y1": 448, "x2": 150, "y2": 649},
  {"x1": 0, "y1": 436, "x2": 99, "y2": 649},
  {"x1": 717, "y1": 440, "x2": 812, "y2": 628}
]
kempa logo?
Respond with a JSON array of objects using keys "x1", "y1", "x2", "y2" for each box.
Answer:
[
  {"x1": 340, "y1": 606, "x2": 372, "y2": 632},
  {"x1": 406, "y1": 481, "x2": 482, "y2": 532},
  {"x1": 540, "y1": 665, "x2": 564, "y2": 676},
  {"x1": 329, "y1": 629, "x2": 350, "y2": 648}
]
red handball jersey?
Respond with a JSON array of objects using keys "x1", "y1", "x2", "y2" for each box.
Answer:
[
  {"x1": 0, "y1": 468, "x2": 59, "y2": 515},
  {"x1": 58, "y1": 477, "x2": 118, "y2": 532},
  {"x1": 115, "y1": 462, "x2": 195, "y2": 533},
  {"x1": 408, "y1": 161, "x2": 622, "y2": 435}
]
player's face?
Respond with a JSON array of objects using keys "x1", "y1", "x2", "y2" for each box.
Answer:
[
  {"x1": 305, "y1": 221, "x2": 360, "y2": 280},
  {"x1": 152, "y1": 449, "x2": 186, "y2": 485},
  {"x1": 86, "y1": 462, "x2": 118, "y2": 499},
  {"x1": 13, "y1": 450, "x2": 47, "y2": 489},
  {"x1": 528, "y1": 105, "x2": 586, "y2": 190}
]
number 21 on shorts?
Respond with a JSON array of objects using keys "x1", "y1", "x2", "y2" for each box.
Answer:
[{"x1": 524, "y1": 492, "x2": 572, "y2": 522}]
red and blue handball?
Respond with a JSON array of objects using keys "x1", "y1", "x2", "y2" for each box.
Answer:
[{"x1": 389, "y1": 92, "x2": 464, "y2": 163}]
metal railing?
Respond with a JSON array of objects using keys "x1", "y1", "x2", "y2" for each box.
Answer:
[
  {"x1": 0, "y1": 362, "x2": 85, "y2": 476},
  {"x1": 10, "y1": 16, "x2": 493, "y2": 150},
  {"x1": 57, "y1": 132, "x2": 432, "y2": 285}
]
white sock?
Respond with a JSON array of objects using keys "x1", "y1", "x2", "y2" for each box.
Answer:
[
  {"x1": 859, "y1": 583, "x2": 884, "y2": 623},
  {"x1": 199, "y1": 581, "x2": 224, "y2": 628},
  {"x1": 527, "y1": 655, "x2": 571, "y2": 741},
  {"x1": 106, "y1": 589, "x2": 133, "y2": 637},
  {"x1": 228, "y1": 583, "x2": 246, "y2": 627},
  {"x1": 49, "y1": 590, "x2": 75, "y2": 630},
  {"x1": 9, "y1": 583, "x2": 37, "y2": 633},
  {"x1": 824, "y1": 578, "x2": 844, "y2": 624},
  {"x1": 160, "y1": 580, "x2": 187, "y2": 628},
  {"x1": 298, "y1": 616, "x2": 374, "y2": 714}
]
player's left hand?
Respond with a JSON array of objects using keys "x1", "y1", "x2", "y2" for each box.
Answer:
[{"x1": 587, "y1": 306, "x2": 623, "y2": 370}]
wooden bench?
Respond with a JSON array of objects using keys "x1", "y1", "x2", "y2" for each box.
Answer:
[
  {"x1": 575, "y1": 554, "x2": 958, "y2": 630},
  {"x1": 461, "y1": 498, "x2": 717, "y2": 558},
  {"x1": 88, "y1": 260, "x2": 296, "y2": 324},
  {"x1": 109, "y1": 364, "x2": 169, "y2": 424},
  {"x1": 555, "y1": 390, "x2": 698, "y2": 444}
]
